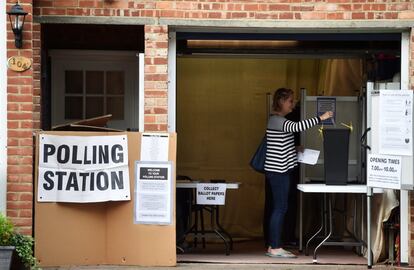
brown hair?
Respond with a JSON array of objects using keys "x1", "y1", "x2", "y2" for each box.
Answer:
[{"x1": 272, "y1": 88, "x2": 294, "y2": 112}]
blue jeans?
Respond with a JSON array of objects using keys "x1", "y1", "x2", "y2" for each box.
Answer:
[{"x1": 265, "y1": 171, "x2": 291, "y2": 249}]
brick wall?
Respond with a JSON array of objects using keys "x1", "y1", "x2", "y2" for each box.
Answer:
[
  {"x1": 32, "y1": 0, "x2": 414, "y2": 20},
  {"x1": 144, "y1": 25, "x2": 169, "y2": 132},
  {"x1": 6, "y1": 0, "x2": 34, "y2": 235}
]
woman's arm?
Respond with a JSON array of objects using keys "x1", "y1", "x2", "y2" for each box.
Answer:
[
  {"x1": 282, "y1": 111, "x2": 333, "y2": 132},
  {"x1": 282, "y1": 117, "x2": 320, "y2": 132}
]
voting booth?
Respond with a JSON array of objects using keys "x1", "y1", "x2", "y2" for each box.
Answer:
[
  {"x1": 298, "y1": 85, "x2": 413, "y2": 266},
  {"x1": 34, "y1": 131, "x2": 177, "y2": 267}
]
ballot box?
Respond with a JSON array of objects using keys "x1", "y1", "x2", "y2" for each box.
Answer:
[{"x1": 323, "y1": 128, "x2": 350, "y2": 185}]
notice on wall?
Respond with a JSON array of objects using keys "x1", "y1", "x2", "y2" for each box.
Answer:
[
  {"x1": 140, "y1": 133, "x2": 169, "y2": 161},
  {"x1": 38, "y1": 134, "x2": 130, "y2": 203},
  {"x1": 196, "y1": 183, "x2": 227, "y2": 205},
  {"x1": 379, "y1": 90, "x2": 413, "y2": 156},
  {"x1": 317, "y1": 97, "x2": 336, "y2": 125},
  {"x1": 134, "y1": 161, "x2": 172, "y2": 224},
  {"x1": 367, "y1": 154, "x2": 401, "y2": 190}
]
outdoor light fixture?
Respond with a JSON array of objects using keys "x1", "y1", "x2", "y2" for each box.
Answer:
[{"x1": 7, "y1": 2, "x2": 28, "y2": 49}]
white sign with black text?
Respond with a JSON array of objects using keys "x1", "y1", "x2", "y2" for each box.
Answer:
[
  {"x1": 38, "y1": 134, "x2": 130, "y2": 203},
  {"x1": 140, "y1": 133, "x2": 169, "y2": 162},
  {"x1": 196, "y1": 183, "x2": 227, "y2": 205},
  {"x1": 367, "y1": 154, "x2": 401, "y2": 190},
  {"x1": 379, "y1": 90, "x2": 413, "y2": 156},
  {"x1": 134, "y1": 161, "x2": 172, "y2": 225}
]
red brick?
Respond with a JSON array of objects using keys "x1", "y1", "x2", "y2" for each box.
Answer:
[
  {"x1": 231, "y1": 12, "x2": 248, "y2": 18},
  {"x1": 19, "y1": 210, "x2": 32, "y2": 218},
  {"x1": 145, "y1": 91, "x2": 168, "y2": 98},
  {"x1": 269, "y1": 4, "x2": 290, "y2": 11},
  {"x1": 144, "y1": 115, "x2": 155, "y2": 123},
  {"x1": 8, "y1": 165, "x2": 33, "y2": 174},
  {"x1": 208, "y1": 12, "x2": 222, "y2": 19},
  {"x1": 156, "y1": 1, "x2": 173, "y2": 9},
  {"x1": 7, "y1": 183, "x2": 32, "y2": 192},
  {"x1": 352, "y1": 12, "x2": 366, "y2": 19},
  {"x1": 280, "y1": 12, "x2": 294, "y2": 19},
  {"x1": 8, "y1": 112, "x2": 32, "y2": 120},
  {"x1": 7, "y1": 147, "x2": 33, "y2": 156},
  {"x1": 244, "y1": 4, "x2": 259, "y2": 11},
  {"x1": 41, "y1": 8, "x2": 67, "y2": 15},
  {"x1": 145, "y1": 74, "x2": 168, "y2": 81},
  {"x1": 7, "y1": 94, "x2": 33, "y2": 103}
]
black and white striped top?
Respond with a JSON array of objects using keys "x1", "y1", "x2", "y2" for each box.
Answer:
[{"x1": 265, "y1": 115, "x2": 320, "y2": 173}]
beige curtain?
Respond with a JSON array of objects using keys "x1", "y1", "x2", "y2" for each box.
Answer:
[{"x1": 317, "y1": 59, "x2": 364, "y2": 96}]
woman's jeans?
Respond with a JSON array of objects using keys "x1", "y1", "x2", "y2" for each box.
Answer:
[{"x1": 265, "y1": 170, "x2": 291, "y2": 249}]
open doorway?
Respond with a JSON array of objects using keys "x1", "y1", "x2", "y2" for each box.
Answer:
[
  {"x1": 41, "y1": 24, "x2": 144, "y2": 131},
  {"x1": 174, "y1": 31, "x2": 402, "y2": 265}
]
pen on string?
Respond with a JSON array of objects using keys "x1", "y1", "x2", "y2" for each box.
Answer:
[{"x1": 331, "y1": 116, "x2": 336, "y2": 126}]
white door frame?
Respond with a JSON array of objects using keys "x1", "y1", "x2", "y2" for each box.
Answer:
[
  {"x1": 168, "y1": 28, "x2": 411, "y2": 263},
  {"x1": 400, "y1": 31, "x2": 410, "y2": 265},
  {"x1": 167, "y1": 31, "x2": 176, "y2": 132}
]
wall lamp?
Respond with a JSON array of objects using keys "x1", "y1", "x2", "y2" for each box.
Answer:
[{"x1": 7, "y1": 2, "x2": 28, "y2": 49}]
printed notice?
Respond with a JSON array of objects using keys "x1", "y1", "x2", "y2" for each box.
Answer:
[
  {"x1": 317, "y1": 97, "x2": 336, "y2": 125},
  {"x1": 367, "y1": 154, "x2": 401, "y2": 190},
  {"x1": 196, "y1": 183, "x2": 227, "y2": 205},
  {"x1": 134, "y1": 161, "x2": 172, "y2": 224},
  {"x1": 297, "y1": 149, "x2": 320, "y2": 165},
  {"x1": 379, "y1": 90, "x2": 413, "y2": 156},
  {"x1": 140, "y1": 133, "x2": 169, "y2": 161}
]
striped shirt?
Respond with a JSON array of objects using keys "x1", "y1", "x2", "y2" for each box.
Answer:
[{"x1": 265, "y1": 115, "x2": 320, "y2": 173}]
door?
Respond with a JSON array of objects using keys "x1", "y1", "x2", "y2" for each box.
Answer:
[{"x1": 50, "y1": 50, "x2": 139, "y2": 130}]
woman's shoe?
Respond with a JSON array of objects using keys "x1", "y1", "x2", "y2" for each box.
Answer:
[{"x1": 265, "y1": 248, "x2": 297, "y2": 258}]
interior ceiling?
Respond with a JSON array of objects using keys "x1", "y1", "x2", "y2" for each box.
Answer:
[
  {"x1": 42, "y1": 24, "x2": 145, "y2": 51},
  {"x1": 177, "y1": 32, "x2": 401, "y2": 56}
]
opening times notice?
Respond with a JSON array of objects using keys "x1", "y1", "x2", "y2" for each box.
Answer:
[{"x1": 367, "y1": 154, "x2": 401, "y2": 189}]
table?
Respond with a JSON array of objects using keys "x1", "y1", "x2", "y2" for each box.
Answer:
[
  {"x1": 297, "y1": 184, "x2": 381, "y2": 268},
  {"x1": 176, "y1": 181, "x2": 240, "y2": 255}
]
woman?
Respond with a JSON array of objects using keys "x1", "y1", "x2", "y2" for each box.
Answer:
[{"x1": 265, "y1": 88, "x2": 333, "y2": 258}]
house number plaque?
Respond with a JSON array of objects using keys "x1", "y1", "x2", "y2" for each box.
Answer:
[{"x1": 7, "y1": 56, "x2": 31, "y2": 72}]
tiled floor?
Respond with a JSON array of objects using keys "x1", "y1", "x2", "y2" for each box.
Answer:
[{"x1": 177, "y1": 240, "x2": 368, "y2": 265}]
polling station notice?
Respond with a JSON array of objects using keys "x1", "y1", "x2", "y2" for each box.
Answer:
[
  {"x1": 134, "y1": 161, "x2": 172, "y2": 225},
  {"x1": 38, "y1": 134, "x2": 130, "y2": 203},
  {"x1": 367, "y1": 154, "x2": 401, "y2": 190}
]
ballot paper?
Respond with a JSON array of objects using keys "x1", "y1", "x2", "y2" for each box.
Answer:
[{"x1": 297, "y1": 149, "x2": 320, "y2": 165}]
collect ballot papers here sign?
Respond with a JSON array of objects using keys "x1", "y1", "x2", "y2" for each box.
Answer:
[
  {"x1": 196, "y1": 183, "x2": 227, "y2": 205},
  {"x1": 38, "y1": 134, "x2": 130, "y2": 203}
]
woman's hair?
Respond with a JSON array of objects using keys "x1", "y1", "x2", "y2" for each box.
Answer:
[{"x1": 272, "y1": 88, "x2": 294, "y2": 112}]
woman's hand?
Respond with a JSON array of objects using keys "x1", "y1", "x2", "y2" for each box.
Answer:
[
  {"x1": 320, "y1": 111, "x2": 333, "y2": 121},
  {"x1": 296, "y1": 145, "x2": 304, "y2": 153}
]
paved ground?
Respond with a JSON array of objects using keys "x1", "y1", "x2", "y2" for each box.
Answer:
[{"x1": 43, "y1": 262, "x2": 398, "y2": 270}]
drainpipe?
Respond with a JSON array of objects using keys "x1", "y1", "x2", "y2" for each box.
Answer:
[{"x1": 0, "y1": 0, "x2": 7, "y2": 215}]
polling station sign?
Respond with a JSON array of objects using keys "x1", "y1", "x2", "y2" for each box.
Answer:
[{"x1": 38, "y1": 134, "x2": 131, "y2": 203}]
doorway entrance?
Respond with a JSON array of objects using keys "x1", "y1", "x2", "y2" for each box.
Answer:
[{"x1": 173, "y1": 30, "x2": 404, "y2": 265}]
